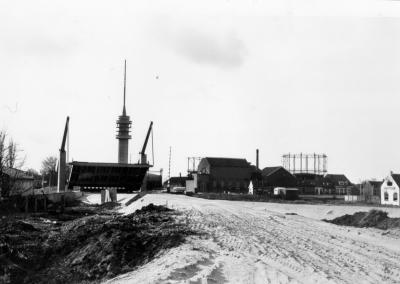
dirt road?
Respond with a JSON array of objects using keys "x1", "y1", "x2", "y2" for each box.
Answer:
[{"x1": 109, "y1": 194, "x2": 400, "y2": 284}]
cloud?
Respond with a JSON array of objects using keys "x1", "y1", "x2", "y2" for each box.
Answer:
[{"x1": 174, "y1": 28, "x2": 247, "y2": 68}]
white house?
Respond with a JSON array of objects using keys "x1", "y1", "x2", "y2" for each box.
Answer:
[{"x1": 380, "y1": 173, "x2": 400, "y2": 206}]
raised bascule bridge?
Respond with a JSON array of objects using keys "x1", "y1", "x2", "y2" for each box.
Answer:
[{"x1": 67, "y1": 61, "x2": 153, "y2": 192}]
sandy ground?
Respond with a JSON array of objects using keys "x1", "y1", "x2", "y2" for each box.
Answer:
[{"x1": 105, "y1": 194, "x2": 400, "y2": 284}]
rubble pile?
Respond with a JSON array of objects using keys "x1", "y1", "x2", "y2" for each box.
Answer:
[
  {"x1": 325, "y1": 209, "x2": 400, "y2": 229},
  {"x1": 0, "y1": 203, "x2": 194, "y2": 284}
]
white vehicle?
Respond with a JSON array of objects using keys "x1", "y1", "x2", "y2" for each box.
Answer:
[{"x1": 170, "y1": 186, "x2": 186, "y2": 194}]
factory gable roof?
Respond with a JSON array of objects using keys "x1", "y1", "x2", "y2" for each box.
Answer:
[
  {"x1": 261, "y1": 167, "x2": 283, "y2": 176},
  {"x1": 203, "y1": 157, "x2": 250, "y2": 168},
  {"x1": 324, "y1": 174, "x2": 351, "y2": 185},
  {"x1": 259, "y1": 166, "x2": 297, "y2": 187}
]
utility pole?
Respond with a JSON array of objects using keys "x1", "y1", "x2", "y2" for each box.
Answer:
[{"x1": 167, "y1": 146, "x2": 171, "y2": 192}]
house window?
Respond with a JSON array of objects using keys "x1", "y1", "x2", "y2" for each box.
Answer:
[
  {"x1": 387, "y1": 181, "x2": 393, "y2": 186},
  {"x1": 394, "y1": 192, "x2": 398, "y2": 202},
  {"x1": 384, "y1": 192, "x2": 389, "y2": 201}
]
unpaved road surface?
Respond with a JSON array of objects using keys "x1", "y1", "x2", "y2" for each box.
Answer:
[{"x1": 109, "y1": 194, "x2": 400, "y2": 284}]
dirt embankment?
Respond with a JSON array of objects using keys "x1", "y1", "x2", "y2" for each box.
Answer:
[
  {"x1": 325, "y1": 209, "x2": 400, "y2": 230},
  {"x1": 0, "y1": 203, "x2": 195, "y2": 284}
]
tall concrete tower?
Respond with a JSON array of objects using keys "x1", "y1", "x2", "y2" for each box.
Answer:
[{"x1": 116, "y1": 60, "x2": 132, "y2": 163}]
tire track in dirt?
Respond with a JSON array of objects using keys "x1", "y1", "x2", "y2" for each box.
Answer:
[
  {"x1": 108, "y1": 195, "x2": 400, "y2": 284},
  {"x1": 179, "y1": 200, "x2": 400, "y2": 284}
]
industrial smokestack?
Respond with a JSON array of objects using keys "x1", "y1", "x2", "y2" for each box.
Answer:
[{"x1": 256, "y1": 149, "x2": 259, "y2": 169}]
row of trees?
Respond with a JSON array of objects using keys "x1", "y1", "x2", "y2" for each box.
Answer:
[{"x1": 0, "y1": 130, "x2": 58, "y2": 197}]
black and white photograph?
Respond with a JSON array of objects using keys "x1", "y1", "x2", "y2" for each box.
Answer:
[{"x1": 1, "y1": 0, "x2": 400, "y2": 283}]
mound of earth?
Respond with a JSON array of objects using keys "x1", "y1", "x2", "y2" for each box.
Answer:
[
  {"x1": 0, "y1": 203, "x2": 195, "y2": 284},
  {"x1": 325, "y1": 209, "x2": 400, "y2": 230}
]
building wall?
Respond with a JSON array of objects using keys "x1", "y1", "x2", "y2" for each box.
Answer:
[
  {"x1": 197, "y1": 168, "x2": 252, "y2": 193},
  {"x1": 197, "y1": 159, "x2": 211, "y2": 174},
  {"x1": 196, "y1": 158, "x2": 253, "y2": 193},
  {"x1": 323, "y1": 177, "x2": 351, "y2": 195},
  {"x1": 381, "y1": 176, "x2": 400, "y2": 206},
  {"x1": 197, "y1": 174, "x2": 210, "y2": 192},
  {"x1": 361, "y1": 182, "x2": 373, "y2": 196},
  {"x1": 295, "y1": 174, "x2": 324, "y2": 195},
  {"x1": 361, "y1": 182, "x2": 381, "y2": 203},
  {"x1": 210, "y1": 166, "x2": 252, "y2": 181},
  {"x1": 9, "y1": 179, "x2": 34, "y2": 195},
  {"x1": 334, "y1": 186, "x2": 353, "y2": 195},
  {"x1": 262, "y1": 168, "x2": 297, "y2": 188}
]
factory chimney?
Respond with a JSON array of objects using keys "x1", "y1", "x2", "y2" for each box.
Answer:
[
  {"x1": 256, "y1": 149, "x2": 259, "y2": 169},
  {"x1": 116, "y1": 60, "x2": 132, "y2": 163}
]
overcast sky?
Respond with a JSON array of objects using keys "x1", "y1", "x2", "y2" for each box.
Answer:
[{"x1": 1, "y1": 0, "x2": 400, "y2": 182}]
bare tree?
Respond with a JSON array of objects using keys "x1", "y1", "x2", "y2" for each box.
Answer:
[
  {"x1": 0, "y1": 130, "x2": 26, "y2": 197},
  {"x1": 26, "y1": 168, "x2": 39, "y2": 176},
  {"x1": 7, "y1": 138, "x2": 17, "y2": 168},
  {"x1": 0, "y1": 131, "x2": 7, "y2": 197},
  {"x1": 6, "y1": 138, "x2": 25, "y2": 169},
  {"x1": 40, "y1": 156, "x2": 58, "y2": 187}
]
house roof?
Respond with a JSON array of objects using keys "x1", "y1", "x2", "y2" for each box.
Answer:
[
  {"x1": 203, "y1": 157, "x2": 250, "y2": 168},
  {"x1": 261, "y1": 166, "x2": 283, "y2": 176},
  {"x1": 391, "y1": 174, "x2": 400, "y2": 187},
  {"x1": 324, "y1": 174, "x2": 351, "y2": 184},
  {"x1": 2, "y1": 167, "x2": 34, "y2": 180}
]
